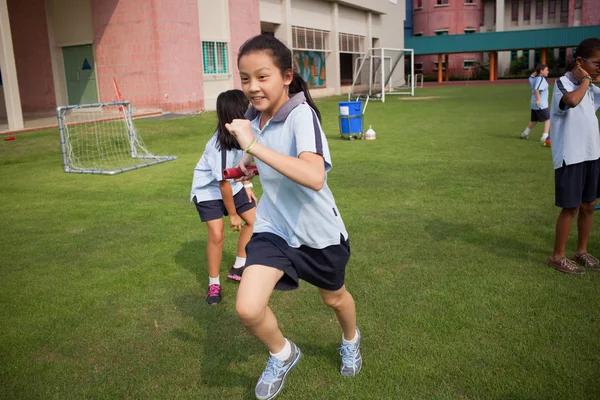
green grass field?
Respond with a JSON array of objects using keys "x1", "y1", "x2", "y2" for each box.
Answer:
[{"x1": 1, "y1": 85, "x2": 599, "y2": 399}]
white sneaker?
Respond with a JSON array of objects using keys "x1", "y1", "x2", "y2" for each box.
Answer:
[
  {"x1": 540, "y1": 133, "x2": 548, "y2": 143},
  {"x1": 520, "y1": 132, "x2": 529, "y2": 139}
]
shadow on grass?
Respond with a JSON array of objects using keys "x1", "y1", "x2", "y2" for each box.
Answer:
[
  {"x1": 174, "y1": 240, "x2": 260, "y2": 397},
  {"x1": 425, "y1": 218, "x2": 547, "y2": 264},
  {"x1": 174, "y1": 239, "x2": 234, "y2": 284},
  {"x1": 172, "y1": 294, "x2": 259, "y2": 397}
]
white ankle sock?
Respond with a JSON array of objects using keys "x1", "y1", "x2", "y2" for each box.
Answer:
[
  {"x1": 342, "y1": 327, "x2": 359, "y2": 345},
  {"x1": 233, "y1": 256, "x2": 246, "y2": 269},
  {"x1": 209, "y1": 275, "x2": 220, "y2": 286},
  {"x1": 523, "y1": 127, "x2": 531, "y2": 135},
  {"x1": 270, "y1": 339, "x2": 292, "y2": 361}
]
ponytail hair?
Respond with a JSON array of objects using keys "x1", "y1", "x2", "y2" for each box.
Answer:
[
  {"x1": 238, "y1": 34, "x2": 321, "y2": 122},
  {"x1": 289, "y1": 72, "x2": 321, "y2": 122},
  {"x1": 215, "y1": 89, "x2": 248, "y2": 151}
]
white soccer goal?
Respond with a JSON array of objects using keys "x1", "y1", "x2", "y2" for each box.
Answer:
[
  {"x1": 57, "y1": 101, "x2": 177, "y2": 175},
  {"x1": 349, "y1": 48, "x2": 415, "y2": 103}
]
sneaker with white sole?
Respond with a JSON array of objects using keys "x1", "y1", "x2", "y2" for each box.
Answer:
[
  {"x1": 340, "y1": 327, "x2": 362, "y2": 377},
  {"x1": 255, "y1": 341, "x2": 302, "y2": 400},
  {"x1": 227, "y1": 265, "x2": 244, "y2": 281},
  {"x1": 520, "y1": 132, "x2": 529, "y2": 139}
]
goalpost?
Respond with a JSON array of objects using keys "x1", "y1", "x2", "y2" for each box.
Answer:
[
  {"x1": 349, "y1": 48, "x2": 415, "y2": 102},
  {"x1": 57, "y1": 101, "x2": 177, "y2": 175}
]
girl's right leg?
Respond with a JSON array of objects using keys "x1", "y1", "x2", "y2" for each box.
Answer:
[
  {"x1": 236, "y1": 265, "x2": 286, "y2": 352},
  {"x1": 548, "y1": 207, "x2": 584, "y2": 274},
  {"x1": 205, "y1": 219, "x2": 225, "y2": 304},
  {"x1": 521, "y1": 121, "x2": 537, "y2": 138},
  {"x1": 237, "y1": 265, "x2": 302, "y2": 400}
]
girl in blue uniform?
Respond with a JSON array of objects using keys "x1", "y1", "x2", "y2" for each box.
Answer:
[
  {"x1": 225, "y1": 35, "x2": 361, "y2": 400},
  {"x1": 190, "y1": 89, "x2": 257, "y2": 305}
]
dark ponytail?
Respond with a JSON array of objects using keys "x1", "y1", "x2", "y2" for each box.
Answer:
[
  {"x1": 289, "y1": 72, "x2": 321, "y2": 122},
  {"x1": 215, "y1": 89, "x2": 248, "y2": 151},
  {"x1": 238, "y1": 34, "x2": 321, "y2": 122}
]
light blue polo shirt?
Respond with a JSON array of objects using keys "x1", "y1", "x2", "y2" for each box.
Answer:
[
  {"x1": 246, "y1": 93, "x2": 348, "y2": 249},
  {"x1": 530, "y1": 76, "x2": 549, "y2": 110},
  {"x1": 190, "y1": 132, "x2": 244, "y2": 202},
  {"x1": 550, "y1": 72, "x2": 600, "y2": 170}
]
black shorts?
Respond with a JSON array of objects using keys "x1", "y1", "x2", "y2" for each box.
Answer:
[
  {"x1": 554, "y1": 159, "x2": 600, "y2": 208},
  {"x1": 193, "y1": 189, "x2": 256, "y2": 222},
  {"x1": 245, "y1": 232, "x2": 351, "y2": 291},
  {"x1": 530, "y1": 108, "x2": 550, "y2": 122}
]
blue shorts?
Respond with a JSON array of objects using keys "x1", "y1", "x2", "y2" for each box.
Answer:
[
  {"x1": 193, "y1": 190, "x2": 256, "y2": 222},
  {"x1": 245, "y1": 232, "x2": 350, "y2": 291},
  {"x1": 554, "y1": 159, "x2": 600, "y2": 208}
]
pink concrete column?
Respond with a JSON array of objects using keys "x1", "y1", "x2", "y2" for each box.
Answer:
[
  {"x1": 91, "y1": 0, "x2": 204, "y2": 112},
  {"x1": 228, "y1": 0, "x2": 260, "y2": 89},
  {"x1": 8, "y1": 0, "x2": 55, "y2": 111}
]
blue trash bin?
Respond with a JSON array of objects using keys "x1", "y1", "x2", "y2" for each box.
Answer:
[{"x1": 338, "y1": 101, "x2": 363, "y2": 139}]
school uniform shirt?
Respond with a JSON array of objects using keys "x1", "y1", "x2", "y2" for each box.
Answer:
[
  {"x1": 245, "y1": 92, "x2": 348, "y2": 249},
  {"x1": 530, "y1": 75, "x2": 549, "y2": 110},
  {"x1": 190, "y1": 132, "x2": 244, "y2": 202},
  {"x1": 550, "y1": 72, "x2": 600, "y2": 170}
]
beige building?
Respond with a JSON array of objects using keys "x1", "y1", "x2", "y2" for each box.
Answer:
[{"x1": 202, "y1": 0, "x2": 407, "y2": 109}]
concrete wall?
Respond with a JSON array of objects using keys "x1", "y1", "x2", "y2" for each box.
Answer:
[
  {"x1": 413, "y1": 0, "x2": 484, "y2": 77},
  {"x1": 91, "y1": 0, "x2": 204, "y2": 112},
  {"x1": 8, "y1": 0, "x2": 56, "y2": 112}
]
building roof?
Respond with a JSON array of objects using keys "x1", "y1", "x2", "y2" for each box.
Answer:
[{"x1": 405, "y1": 25, "x2": 600, "y2": 55}]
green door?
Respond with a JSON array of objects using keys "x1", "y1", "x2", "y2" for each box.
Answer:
[{"x1": 62, "y1": 45, "x2": 98, "y2": 105}]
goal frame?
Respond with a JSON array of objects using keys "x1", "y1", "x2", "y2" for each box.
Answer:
[{"x1": 57, "y1": 101, "x2": 177, "y2": 175}]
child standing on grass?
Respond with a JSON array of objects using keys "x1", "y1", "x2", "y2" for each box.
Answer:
[
  {"x1": 190, "y1": 89, "x2": 257, "y2": 305},
  {"x1": 225, "y1": 34, "x2": 361, "y2": 400},
  {"x1": 547, "y1": 38, "x2": 600, "y2": 275},
  {"x1": 521, "y1": 63, "x2": 551, "y2": 143}
]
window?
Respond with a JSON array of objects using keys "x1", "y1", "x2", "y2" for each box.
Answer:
[
  {"x1": 560, "y1": 0, "x2": 568, "y2": 23},
  {"x1": 464, "y1": 29, "x2": 476, "y2": 34},
  {"x1": 510, "y1": 50, "x2": 518, "y2": 62},
  {"x1": 292, "y1": 26, "x2": 330, "y2": 51},
  {"x1": 575, "y1": 0, "x2": 582, "y2": 8},
  {"x1": 464, "y1": 0, "x2": 474, "y2": 3},
  {"x1": 436, "y1": 0, "x2": 449, "y2": 5},
  {"x1": 339, "y1": 33, "x2": 364, "y2": 53},
  {"x1": 414, "y1": 32, "x2": 423, "y2": 37},
  {"x1": 536, "y1": 0, "x2": 543, "y2": 21},
  {"x1": 415, "y1": 0, "x2": 423, "y2": 9},
  {"x1": 415, "y1": 62, "x2": 423, "y2": 73},
  {"x1": 534, "y1": 49, "x2": 541, "y2": 65},
  {"x1": 548, "y1": 0, "x2": 556, "y2": 21},
  {"x1": 433, "y1": 61, "x2": 446, "y2": 71},
  {"x1": 435, "y1": 30, "x2": 449, "y2": 36},
  {"x1": 511, "y1": 0, "x2": 519, "y2": 23},
  {"x1": 524, "y1": 0, "x2": 531, "y2": 22},
  {"x1": 202, "y1": 42, "x2": 229, "y2": 74},
  {"x1": 463, "y1": 60, "x2": 475, "y2": 69}
]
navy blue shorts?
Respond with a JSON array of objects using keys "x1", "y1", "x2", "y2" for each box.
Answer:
[
  {"x1": 530, "y1": 108, "x2": 550, "y2": 122},
  {"x1": 193, "y1": 189, "x2": 256, "y2": 222},
  {"x1": 245, "y1": 232, "x2": 350, "y2": 291},
  {"x1": 554, "y1": 159, "x2": 600, "y2": 208}
]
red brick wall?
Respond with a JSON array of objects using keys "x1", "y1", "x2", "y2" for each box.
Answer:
[
  {"x1": 581, "y1": 0, "x2": 600, "y2": 26},
  {"x1": 91, "y1": 0, "x2": 204, "y2": 112},
  {"x1": 412, "y1": 0, "x2": 484, "y2": 78},
  {"x1": 8, "y1": 0, "x2": 56, "y2": 112},
  {"x1": 228, "y1": 0, "x2": 260, "y2": 89}
]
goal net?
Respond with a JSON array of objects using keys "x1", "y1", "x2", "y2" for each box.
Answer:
[
  {"x1": 57, "y1": 101, "x2": 177, "y2": 175},
  {"x1": 349, "y1": 48, "x2": 415, "y2": 102}
]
